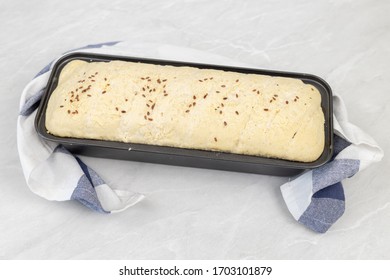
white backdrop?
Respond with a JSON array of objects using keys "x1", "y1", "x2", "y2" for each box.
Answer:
[{"x1": 1, "y1": 0, "x2": 389, "y2": 259}]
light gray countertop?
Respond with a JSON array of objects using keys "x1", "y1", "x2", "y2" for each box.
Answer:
[{"x1": 1, "y1": 0, "x2": 389, "y2": 259}]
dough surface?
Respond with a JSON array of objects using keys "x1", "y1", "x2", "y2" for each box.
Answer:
[{"x1": 45, "y1": 60, "x2": 325, "y2": 162}]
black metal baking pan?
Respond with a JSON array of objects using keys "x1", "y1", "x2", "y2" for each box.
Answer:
[{"x1": 35, "y1": 52, "x2": 333, "y2": 176}]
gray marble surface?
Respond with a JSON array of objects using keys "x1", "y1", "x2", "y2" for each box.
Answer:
[{"x1": 1, "y1": 0, "x2": 389, "y2": 259}]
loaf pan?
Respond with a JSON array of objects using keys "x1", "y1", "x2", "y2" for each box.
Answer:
[{"x1": 35, "y1": 52, "x2": 333, "y2": 176}]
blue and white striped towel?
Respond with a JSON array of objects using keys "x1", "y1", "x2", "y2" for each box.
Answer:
[
  {"x1": 17, "y1": 42, "x2": 383, "y2": 232},
  {"x1": 281, "y1": 95, "x2": 383, "y2": 233}
]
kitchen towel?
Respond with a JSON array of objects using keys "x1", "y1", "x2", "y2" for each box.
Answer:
[
  {"x1": 280, "y1": 95, "x2": 383, "y2": 233},
  {"x1": 17, "y1": 41, "x2": 383, "y2": 231},
  {"x1": 17, "y1": 42, "x2": 146, "y2": 213}
]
